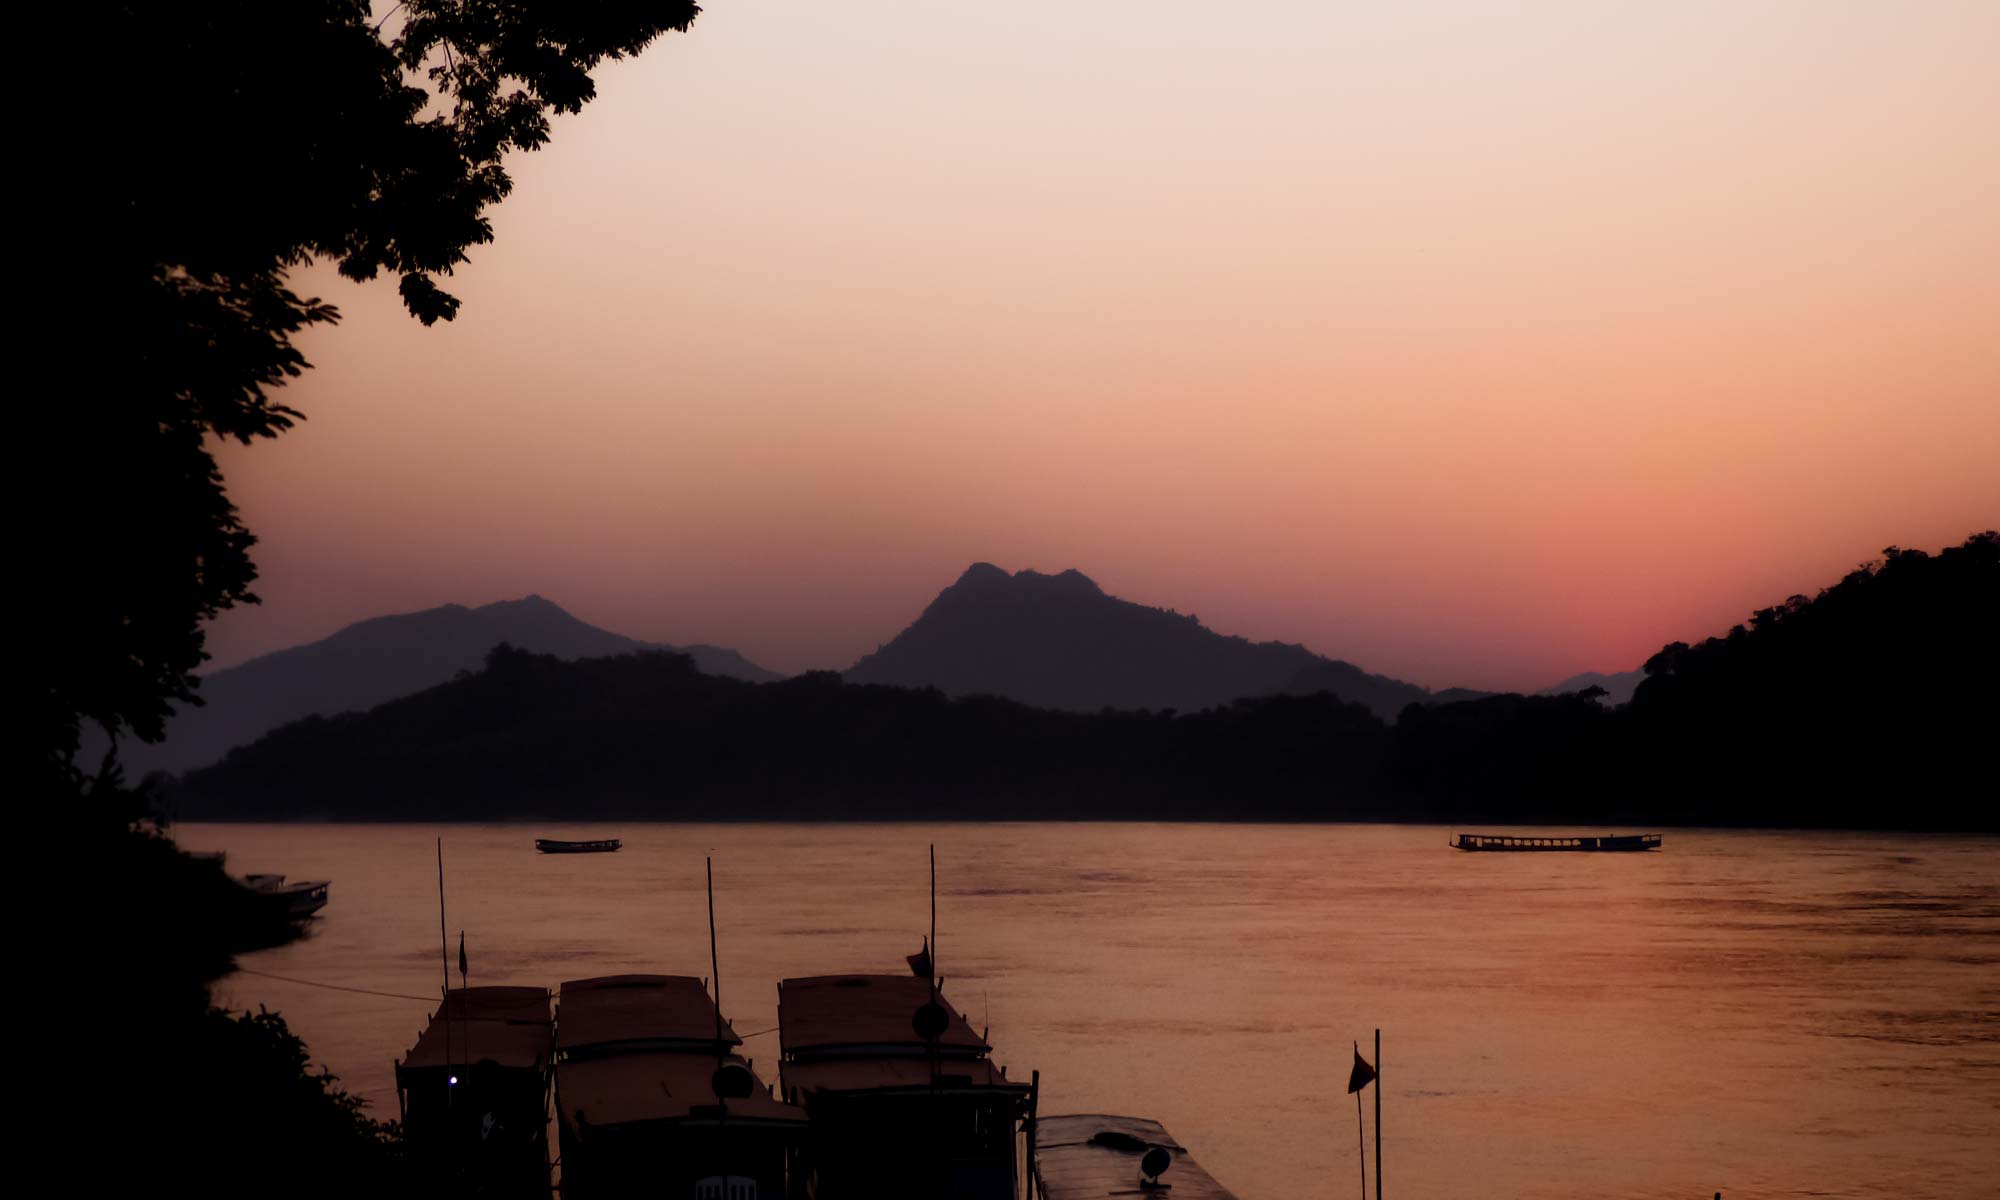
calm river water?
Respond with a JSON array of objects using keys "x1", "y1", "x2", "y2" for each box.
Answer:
[{"x1": 178, "y1": 823, "x2": 1998, "y2": 1199}]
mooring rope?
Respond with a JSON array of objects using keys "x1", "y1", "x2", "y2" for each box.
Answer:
[{"x1": 230, "y1": 966, "x2": 440, "y2": 1002}]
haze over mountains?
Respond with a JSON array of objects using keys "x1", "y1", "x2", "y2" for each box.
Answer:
[
  {"x1": 121, "y1": 596, "x2": 777, "y2": 774},
  {"x1": 846, "y1": 563, "x2": 1435, "y2": 719}
]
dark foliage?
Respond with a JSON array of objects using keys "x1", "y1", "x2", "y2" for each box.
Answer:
[
  {"x1": 174, "y1": 534, "x2": 1999, "y2": 832},
  {"x1": 44, "y1": 9, "x2": 695, "y2": 1191},
  {"x1": 1622, "y1": 530, "x2": 1998, "y2": 825},
  {"x1": 43, "y1": 2, "x2": 699, "y2": 801},
  {"x1": 180, "y1": 643, "x2": 1393, "y2": 820},
  {"x1": 113, "y1": 1004, "x2": 402, "y2": 1196},
  {"x1": 1390, "y1": 691, "x2": 1620, "y2": 823},
  {"x1": 61, "y1": 821, "x2": 402, "y2": 1195}
]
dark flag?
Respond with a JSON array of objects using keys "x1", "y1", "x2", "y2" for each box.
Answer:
[
  {"x1": 907, "y1": 936, "x2": 933, "y2": 980},
  {"x1": 458, "y1": 931, "x2": 468, "y2": 984},
  {"x1": 1347, "y1": 1042, "x2": 1376, "y2": 1093}
]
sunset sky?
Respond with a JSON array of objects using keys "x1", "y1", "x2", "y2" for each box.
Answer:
[{"x1": 207, "y1": 1, "x2": 1998, "y2": 691}]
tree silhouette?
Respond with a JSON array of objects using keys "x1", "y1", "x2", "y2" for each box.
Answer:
[
  {"x1": 45, "y1": 2, "x2": 700, "y2": 801},
  {"x1": 47, "y1": 8, "x2": 707, "y2": 1191}
]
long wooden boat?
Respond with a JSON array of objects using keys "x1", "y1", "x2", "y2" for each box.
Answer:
[
  {"x1": 1452, "y1": 832, "x2": 1661, "y2": 852},
  {"x1": 535, "y1": 837, "x2": 622, "y2": 854},
  {"x1": 238, "y1": 872, "x2": 332, "y2": 916},
  {"x1": 777, "y1": 973, "x2": 1036, "y2": 1200},
  {"x1": 395, "y1": 985, "x2": 554, "y2": 1193},
  {"x1": 555, "y1": 975, "x2": 804, "y2": 1200}
]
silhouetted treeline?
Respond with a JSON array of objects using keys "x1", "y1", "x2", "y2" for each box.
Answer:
[
  {"x1": 172, "y1": 533, "x2": 1997, "y2": 831},
  {"x1": 174, "y1": 647, "x2": 1395, "y2": 820},
  {"x1": 1618, "y1": 529, "x2": 1997, "y2": 826}
]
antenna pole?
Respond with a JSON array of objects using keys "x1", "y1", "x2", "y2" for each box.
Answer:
[
  {"x1": 437, "y1": 837, "x2": 452, "y2": 1112},
  {"x1": 1374, "y1": 1028, "x2": 1382, "y2": 1200},
  {"x1": 928, "y1": 843, "x2": 939, "y2": 1102},
  {"x1": 707, "y1": 856, "x2": 723, "y2": 1058}
]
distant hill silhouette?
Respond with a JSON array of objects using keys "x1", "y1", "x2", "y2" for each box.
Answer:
[
  {"x1": 1540, "y1": 669, "x2": 1643, "y2": 706},
  {"x1": 846, "y1": 563, "x2": 1432, "y2": 719},
  {"x1": 118, "y1": 596, "x2": 777, "y2": 774},
  {"x1": 173, "y1": 646, "x2": 1396, "y2": 821},
  {"x1": 166, "y1": 531, "x2": 1998, "y2": 833},
  {"x1": 1271, "y1": 662, "x2": 1453, "y2": 713},
  {"x1": 1624, "y1": 530, "x2": 1997, "y2": 811},
  {"x1": 1422, "y1": 685, "x2": 1502, "y2": 706}
]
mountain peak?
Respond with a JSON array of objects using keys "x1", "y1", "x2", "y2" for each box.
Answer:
[
  {"x1": 1017, "y1": 567, "x2": 1104, "y2": 596},
  {"x1": 481, "y1": 594, "x2": 563, "y2": 613},
  {"x1": 849, "y1": 564, "x2": 1424, "y2": 718},
  {"x1": 952, "y1": 562, "x2": 1011, "y2": 588},
  {"x1": 947, "y1": 563, "x2": 1105, "y2": 597}
]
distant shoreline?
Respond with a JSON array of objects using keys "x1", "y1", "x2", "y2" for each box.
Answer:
[{"x1": 169, "y1": 815, "x2": 2000, "y2": 835}]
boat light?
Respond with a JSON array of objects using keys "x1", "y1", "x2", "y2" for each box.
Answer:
[{"x1": 448, "y1": 1075, "x2": 459, "y2": 1086}]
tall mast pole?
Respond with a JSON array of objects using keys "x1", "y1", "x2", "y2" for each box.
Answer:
[
  {"x1": 707, "y1": 856, "x2": 723, "y2": 1056},
  {"x1": 929, "y1": 844, "x2": 937, "y2": 1001},
  {"x1": 437, "y1": 837, "x2": 452, "y2": 1113}
]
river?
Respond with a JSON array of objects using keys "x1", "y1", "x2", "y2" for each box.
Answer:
[{"x1": 177, "y1": 822, "x2": 1999, "y2": 1199}]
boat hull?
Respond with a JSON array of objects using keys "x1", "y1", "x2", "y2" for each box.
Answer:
[
  {"x1": 237, "y1": 874, "x2": 331, "y2": 917},
  {"x1": 536, "y1": 838, "x2": 623, "y2": 854}
]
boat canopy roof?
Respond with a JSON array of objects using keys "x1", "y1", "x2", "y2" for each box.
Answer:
[
  {"x1": 1034, "y1": 1114, "x2": 1239, "y2": 1200},
  {"x1": 777, "y1": 974, "x2": 988, "y2": 1059},
  {"x1": 401, "y1": 986, "x2": 553, "y2": 1071},
  {"x1": 558, "y1": 974, "x2": 740, "y2": 1054},
  {"x1": 558, "y1": 1051, "x2": 802, "y2": 1131},
  {"x1": 779, "y1": 1055, "x2": 1025, "y2": 1101}
]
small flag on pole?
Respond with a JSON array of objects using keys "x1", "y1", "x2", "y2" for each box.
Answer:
[
  {"x1": 1347, "y1": 1042, "x2": 1376, "y2": 1093},
  {"x1": 907, "y1": 936, "x2": 933, "y2": 980},
  {"x1": 458, "y1": 931, "x2": 468, "y2": 986}
]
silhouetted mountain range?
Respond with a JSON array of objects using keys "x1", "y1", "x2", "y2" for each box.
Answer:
[
  {"x1": 169, "y1": 531, "x2": 1998, "y2": 831},
  {"x1": 118, "y1": 596, "x2": 777, "y2": 773},
  {"x1": 846, "y1": 563, "x2": 1432, "y2": 718},
  {"x1": 1540, "y1": 669, "x2": 1644, "y2": 706}
]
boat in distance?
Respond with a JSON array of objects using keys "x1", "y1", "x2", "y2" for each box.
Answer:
[
  {"x1": 1452, "y1": 832, "x2": 1662, "y2": 852},
  {"x1": 238, "y1": 872, "x2": 332, "y2": 916},
  {"x1": 536, "y1": 837, "x2": 623, "y2": 854}
]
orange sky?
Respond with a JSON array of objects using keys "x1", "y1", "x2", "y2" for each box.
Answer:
[{"x1": 207, "y1": 1, "x2": 1999, "y2": 690}]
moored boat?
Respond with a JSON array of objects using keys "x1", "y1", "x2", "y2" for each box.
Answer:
[
  {"x1": 1452, "y1": 832, "x2": 1662, "y2": 852},
  {"x1": 1034, "y1": 1114, "x2": 1241, "y2": 1200},
  {"x1": 555, "y1": 974, "x2": 803, "y2": 1199},
  {"x1": 777, "y1": 973, "x2": 1036, "y2": 1200},
  {"x1": 535, "y1": 837, "x2": 622, "y2": 854},
  {"x1": 237, "y1": 872, "x2": 332, "y2": 916},
  {"x1": 395, "y1": 985, "x2": 555, "y2": 1195}
]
